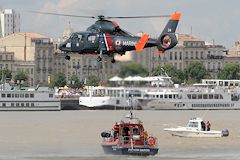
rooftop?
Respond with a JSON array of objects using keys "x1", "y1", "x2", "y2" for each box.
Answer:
[{"x1": 16, "y1": 32, "x2": 49, "y2": 39}]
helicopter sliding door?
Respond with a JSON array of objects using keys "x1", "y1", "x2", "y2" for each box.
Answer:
[{"x1": 84, "y1": 33, "x2": 99, "y2": 53}]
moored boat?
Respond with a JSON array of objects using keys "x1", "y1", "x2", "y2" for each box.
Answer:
[
  {"x1": 164, "y1": 117, "x2": 229, "y2": 138},
  {"x1": 101, "y1": 112, "x2": 159, "y2": 155}
]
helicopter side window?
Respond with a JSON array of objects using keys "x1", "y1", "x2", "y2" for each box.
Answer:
[
  {"x1": 78, "y1": 34, "x2": 82, "y2": 41},
  {"x1": 88, "y1": 35, "x2": 96, "y2": 43}
]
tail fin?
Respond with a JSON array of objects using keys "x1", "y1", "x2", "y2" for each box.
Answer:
[{"x1": 156, "y1": 12, "x2": 181, "y2": 53}]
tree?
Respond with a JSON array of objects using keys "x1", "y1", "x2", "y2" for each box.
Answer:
[
  {"x1": 218, "y1": 64, "x2": 240, "y2": 79},
  {"x1": 152, "y1": 64, "x2": 184, "y2": 84},
  {"x1": 68, "y1": 75, "x2": 83, "y2": 88},
  {"x1": 0, "y1": 68, "x2": 12, "y2": 80},
  {"x1": 14, "y1": 71, "x2": 29, "y2": 87},
  {"x1": 119, "y1": 62, "x2": 148, "y2": 77},
  {"x1": 86, "y1": 75, "x2": 100, "y2": 86},
  {"x1": 184, "y1": 61, "x2": 211, "y2": 84},
  {"x1": 53, "y1": 72, "x2": 67, "y2": 87}
]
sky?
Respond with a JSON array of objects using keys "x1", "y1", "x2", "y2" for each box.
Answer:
[{"x1": 1, "y1": 0, "x2": 240, "y2": 48}]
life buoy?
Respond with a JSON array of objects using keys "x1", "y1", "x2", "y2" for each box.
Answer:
[{"x1": 147, "y1": 137, "x2": 156, "y2": 146}]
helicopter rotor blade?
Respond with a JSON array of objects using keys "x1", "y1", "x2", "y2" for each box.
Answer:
[
  {"x1": 29, "y1": 11, "x2": 170, "y2": 19},
  {"x1": 29, "y1": 11, "x2": 96, "y2": 19},
  {"x1": 106, "y1": 15, "x2": 170, "y2": 19}
]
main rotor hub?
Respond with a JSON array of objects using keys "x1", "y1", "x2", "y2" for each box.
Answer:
[{"x1": 98, "y1": 15, "x2": 105, "y2": 20}]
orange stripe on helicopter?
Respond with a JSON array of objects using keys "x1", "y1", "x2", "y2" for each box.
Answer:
[
  {"x1": 170, "y1": 12, "x2": 181, "y2": 21},
  {"x1": 135, "y1": 34, "x2": 150, "y2": 51}
]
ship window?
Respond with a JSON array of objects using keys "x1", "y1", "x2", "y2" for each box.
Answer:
[
  {"x1": 15, "y1": 94, "x2": 19, "y2": 98},
  {"x1": 160, "y1": 95, "x2": 163, "y2": 98},
  {"x1": 209, "y1": 94, "x2": 213, "y2": 99},
  {"x1": 2, "y1": 103, "x2": 6, "y2": 107},
  {"x1": 16, "y1": 103, "x2": 19, "y2": 107},
  {"x1": 187, "y1": 94, "x2": 191, "y2": 99},
  {"x1": 116, "y1": 100, "x2": 120, "y2": 104},
  {"x1": 192, "y1": 94, "x2": 196, "y2": 99},
  {"x1": 12, "y1": 94, "x2": 14, "y2": 98},
  {"x1": 21, "y1": 103, "x2": 24, "y2": 106},
  {"x1": 31, "y1": 103, "x2": 34, "y2": 107},
  {"x1": 7, "y1": 94, "x2": 11, "y2": 98},
  {"x1": 132, "y1": 127, "x2": 139, "y2": 135},
  {"x1": 169, "y1": 95, "x2": 172, "y2": 99},
  {"x1": 49, "y1": 94, "x2": 53, "y2": 98},
  {"x1": 214, "y1": 94, "x2": 219, "y2": 99},
  {"x1": 26, "y1": 103, "x2": 29, "y2": 107},
  {"x1": 198, "y1": 94, "x2": 202, "y2": 99},
  {"x1": 30, "y1": 94, "x2": 34, "y2": 98},
  {"x1": 11, "y1": 103, "x2": 14, "y2": 107},
  {"x1": 1, "y1": 94, "x2": 5, "y2": 98},
  {"x1": 203, "y1": 94, "x2": 208, "y2": 99},
  {"x1": 156, "y1": 95, "x2": 159, "y2": 98},
  {"x1": 20, "y1": 94, "x2": 24, "y2": 98},
  {"x1": 25, "y1": 94, "x2": 29, "y2": 98},
  {"x1": 164, "y1": 95, "x2": 168, "y2": 98}
]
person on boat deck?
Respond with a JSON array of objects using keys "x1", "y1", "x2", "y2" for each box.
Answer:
[
  {"x1": 113, "y1": 124, "x2": 119, "y2": 140},
  {"x1": 201, "y1": 121, "x2": 206, "y2": 131},
  {"x1": 141, "y1": 128, "x2": 148, "y2": 145},
  {"x1": 206, "y1": 121, "x2": 211, "y2": 131}
]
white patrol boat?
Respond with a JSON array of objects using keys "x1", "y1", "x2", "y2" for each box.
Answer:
[{"x1": 163, "y1": 117, "x2": 229, "y2": 138}]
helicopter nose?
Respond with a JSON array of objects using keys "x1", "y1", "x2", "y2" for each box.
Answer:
[{"x1": 59, "y1": 41, "x2": 71, "y2": 52}]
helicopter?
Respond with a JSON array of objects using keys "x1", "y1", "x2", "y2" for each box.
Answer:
[{"x1": 33, "y1": 11, "x2": 181, "y2": 63}]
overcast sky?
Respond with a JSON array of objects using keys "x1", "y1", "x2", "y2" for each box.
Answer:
[{"x1": 1, "y1": 0, "x2": 240, "y2": 48}]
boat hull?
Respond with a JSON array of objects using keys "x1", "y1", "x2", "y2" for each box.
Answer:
[
  {"x1": 102, "y1": 144, "x2": 158, "y2": 156},
  {"x1": 164, "y1": 128, "x2": 223, "y2": 138}
]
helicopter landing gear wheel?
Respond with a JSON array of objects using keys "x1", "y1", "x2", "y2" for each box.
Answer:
[
  {"x1": 97, "y1": 56, "x2": 102, "y2": 62},
  {"x1": 111, "y1": 58, "x2": 116, "y2": 63},
  {"x1": 65, "y1": 55, "x2": 70, "y2": 60}
]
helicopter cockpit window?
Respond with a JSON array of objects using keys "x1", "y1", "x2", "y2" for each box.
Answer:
[
  {"x1": 72, "y1": 34, "x2": 78, "y2": 42},
  {"x1": 88, "y1": 35, "x2": 96, "y2": 43}
]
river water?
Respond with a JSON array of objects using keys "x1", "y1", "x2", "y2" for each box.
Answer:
[{"x1": 0, "y1": 110, "x2": 239, "y2": 160}]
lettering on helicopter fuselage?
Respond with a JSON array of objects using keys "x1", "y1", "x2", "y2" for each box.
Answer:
[{"x1": 122, "y1": 41, "x2": 137, "y2": 46}]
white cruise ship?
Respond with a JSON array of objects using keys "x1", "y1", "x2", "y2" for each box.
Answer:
[
  {"x1": 139, "y1": 85, "x2": 240, "y2": 110},
  {"x1": 0, "y1": 83, "x2": 61, "y2": 111},
  {"x1": 79, "y1": 75, "x2": 174, "y2": 109},
  {"x1": 79, "y1": 78, "x2": 240, "y2": 110}
]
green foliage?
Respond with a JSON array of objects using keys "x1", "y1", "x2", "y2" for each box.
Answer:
[
  {"x1": 119, "y1": 62, "x2": 148, "y2": 77},
  {"x1": 53, "y1": 72, "x2": 67, "y2": 87},
  {"x1": 152, "y1": 64, "x2": 184, "y2": 84},
  {"x1": 86, "y1": 75, "x2": 100, "y2": 86},
  {"x1": 218, "y1": 64, "x2": 240, "y2": 79},
  {"x1": 0, "y1": 68, "x2": 12, "y2": 80},
  {"x1": 68, "y1": 75, "x2": 83, "y2": 88},
  {"x1": 14, "y1": 71, "x2": 28, "y2": 82},
  {"x1": 184, "y1": 61, "x2": 211, "y2": 84},
  {"x1": 14, "y1": 71, "x2": 29, "y2": 87}
]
